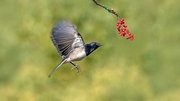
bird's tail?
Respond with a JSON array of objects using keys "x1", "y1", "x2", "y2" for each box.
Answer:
[{"x1": 48, "y1": 58, "x2": 67, "y2": 77}]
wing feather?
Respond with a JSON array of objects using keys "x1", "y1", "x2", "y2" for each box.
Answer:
[{"x1": 51, "y1": 20, "x2": 85, "y2": 57}]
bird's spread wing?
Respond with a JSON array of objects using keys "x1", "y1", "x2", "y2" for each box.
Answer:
[{"x1": 51, "y1": 20, "x2": 85, "y2": 57}]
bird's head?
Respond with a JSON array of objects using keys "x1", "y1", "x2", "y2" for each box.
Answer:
[{"x1": 85, "y1": 42, "x2": 103, "y2": 56}]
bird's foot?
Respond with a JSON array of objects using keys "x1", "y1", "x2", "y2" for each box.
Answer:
[{"x1": 71, "y1": 65, "x2": 81, "y2": 73}]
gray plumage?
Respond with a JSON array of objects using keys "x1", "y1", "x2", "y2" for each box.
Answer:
[{"x1": 49, "y1": 20, "x2": 102, "y2": 77}]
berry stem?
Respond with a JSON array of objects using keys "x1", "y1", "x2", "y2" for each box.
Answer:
[
  {"x1": 92, "y1": 0, "x2": 134, "y2": 41},
  {"x1": 92, "y1": 0, "x2": 120, "y2": 19}
]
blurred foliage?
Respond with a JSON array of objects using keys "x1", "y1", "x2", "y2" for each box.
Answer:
[{"x1": 0, "y1": 0, "x2": 180, "y2": 101}]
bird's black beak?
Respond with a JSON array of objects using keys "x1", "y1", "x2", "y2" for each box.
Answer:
[{"x1": 99, "y1": 44, "x2": 103, "y2": 46}]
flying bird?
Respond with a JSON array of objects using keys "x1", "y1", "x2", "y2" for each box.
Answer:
[{"x1": 49, "y1": 20, "x2": 102, "y2": 77}]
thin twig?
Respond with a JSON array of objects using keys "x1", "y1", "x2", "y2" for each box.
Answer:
[
  {"x1": 92, "y1": 0, "x2": 134, "y2": 40},
  {"x1": 92, "y1": 0, "x2": 120, "y2": 19}
]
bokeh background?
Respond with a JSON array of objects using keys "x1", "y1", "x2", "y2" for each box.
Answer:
[{"x1": 1, "y1": 0, "x2": 180, "y2": 101}]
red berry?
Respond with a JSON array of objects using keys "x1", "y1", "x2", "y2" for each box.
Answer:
[{"x1": 116, "y1": 18, "x2": 134, "y2": 41}]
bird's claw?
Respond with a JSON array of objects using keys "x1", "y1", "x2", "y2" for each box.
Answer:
[{"x1": 71, "y1": 65, "x2": 81, "y2": 73}]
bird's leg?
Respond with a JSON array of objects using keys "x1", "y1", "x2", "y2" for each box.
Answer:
[{"x1": 70, "y1": 61, "x2": 81, "y2": 73}]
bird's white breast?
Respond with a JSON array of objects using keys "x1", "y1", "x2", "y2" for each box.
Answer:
[{"x1": 66, "y1": 47, "x2": 86, "y2": 62}]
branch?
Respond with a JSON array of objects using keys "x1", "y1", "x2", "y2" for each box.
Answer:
[
  {"x1": 92, "y1": 0, "x2": 134, "y2": 41},
  {"x1": 92, "y1": 0, "x2": 120, "y2": 19}
]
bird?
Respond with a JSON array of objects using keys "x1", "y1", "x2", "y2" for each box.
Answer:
[{"x1": 48, "y1": 20, "x2": 103, "y2": 77}]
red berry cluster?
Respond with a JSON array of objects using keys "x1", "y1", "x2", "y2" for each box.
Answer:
[{"x1": 116, "y1": 18, "x2": 134, "y2": 41}]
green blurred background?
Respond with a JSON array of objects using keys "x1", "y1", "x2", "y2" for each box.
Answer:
[{"x1": 0, "y1": 0, "x2": 180, "y2": 101}]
